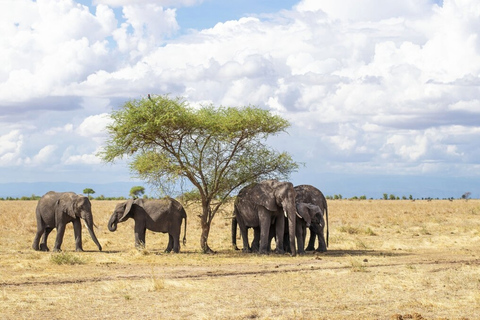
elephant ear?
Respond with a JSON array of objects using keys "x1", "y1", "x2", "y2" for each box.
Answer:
[
  {"x1": 250, "y1": 181, "x2": 278, "y2": 212},
  {"x1": 295, "y1": 203, "x2": 312, "y2": 227},
  {"x1": 119, "y1": 199, "x2": 135, "y2": 222},
  {"x1": 304, "y1": 203, "x2": 322, "y2": 216},
  {"x1": 57, "y1": 193, "x2": 77, "y2": 219},
  {"x1": 134, "y1": 198, "x2": 145, "y2": 208}
]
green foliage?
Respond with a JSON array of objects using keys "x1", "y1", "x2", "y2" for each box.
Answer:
[
  {"x1": 83, "y1": 188, "x2": 95, "y2": 199},
  {"x1": 100, "y1": 94, "x2": 298, "y2": 252},
  {"x1": 462, "y1": 192, "x2": 471, "y2": 200},
  {"x1": 50, "y1": 252, "x2": 86, "y2": 265},
  {"x1": 18, "y1": 194, "x2": 41, "y2": 201},
  {"x1": 179, "y1": 189, "x2": 202, "y2": 204},
  {"x1": 129, "y1": 186, "x2": 145, "y2": 198}
]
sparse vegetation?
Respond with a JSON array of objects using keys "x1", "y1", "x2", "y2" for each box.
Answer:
[
  {"x1": 0, "y1": 199, "x2": 479, "y2": 319},
  {"x1": 50, "y1": 252, "x2": 87, "y2": 265}
]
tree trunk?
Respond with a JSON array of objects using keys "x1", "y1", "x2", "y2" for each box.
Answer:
[{"x1": 200, "y1": 203, "x2": 215, "y2": 254}]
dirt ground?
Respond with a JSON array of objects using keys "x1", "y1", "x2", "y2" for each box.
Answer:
[{"x1": 0, "y1": 199, "x2": 479, "y2": 319}]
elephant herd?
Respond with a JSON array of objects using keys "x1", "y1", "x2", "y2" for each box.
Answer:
[
  {"x1": 32, "y1": 180, "x2": 328, "y2": 257},
  {"x1": 32, "y1": 192, "x2": 187, "y2": 253}
]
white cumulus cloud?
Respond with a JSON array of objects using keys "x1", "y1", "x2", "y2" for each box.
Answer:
[
  {"x1": 76, "y1": 113, "x2": 112, "y2": 138},
  {"x1": 2, "y1": 0, "x2": 480, "y2": 193}
]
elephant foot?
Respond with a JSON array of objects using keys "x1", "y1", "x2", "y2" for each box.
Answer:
[
  {"x1": 135, "y1": 242, "x2": 146, "y2": 250},
  {"x1": 39, "y1": 244, "x2": 50, "y2": 252},
  {"x1": 232, "y1": 245, "x2": 240, "y2": 251},
  {"x1": 75, "y1": 248, "x2": 84, "y2": 252},
  {"x1": 315, "y1": 248, "x2": 327, "y2": 253},
  {"x1": 242, "y1": 248, "x2": 252, "y2": 253},
  {"x1": 53, "y1": 248, "x2": 62, "y2": 252},
  {"x1": 305, "y1": 245, "x2": 315, "y2": 251},
  {"x1": 164, "y1": 248, "x2": 172, "y2": 253}
]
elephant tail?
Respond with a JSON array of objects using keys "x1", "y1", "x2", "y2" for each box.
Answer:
[
  {"x1": 325, "y1": 205, "x2": 329, "y2": 248},
  {"x1": 182, "y1": 208, "x2": 187, "y2": 246},
  {"x1": 231, "y1": 215, "x2": 239, "y2": 250}
]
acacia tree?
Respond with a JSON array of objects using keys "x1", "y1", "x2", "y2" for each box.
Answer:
[
  {"x1": 83, "y1": 188, "x2": 95, "y2": 199},
  {"x1": 100, "y1": 95, "x2": 298, "y2": 253},
  {"x1": 129, "y1": 186, "x2": 145, "y2": 198}
]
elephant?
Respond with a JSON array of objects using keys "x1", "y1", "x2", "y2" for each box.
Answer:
[
  {"x1": 232, "y1": 202, "x2": 323, "y2": 255},
  {"x1": 232, "y1": 180, "x2": 298, "y2": 256},
  {"x1": 32, "y1": 191, "x2": 102, "y2": 252},
  {"x1": 294, "y1": 185, "x2": 329, "y2": 252},
  {"x1": 290, "y1": 202, "x2": 324, "y2": 254},
  {"x1": 108, "y1": 198, "x2": 187, "y2": 253}
]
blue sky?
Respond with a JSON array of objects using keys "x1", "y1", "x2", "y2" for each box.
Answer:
[{"x1": 2, "y1": 0, "x2": 479, "y2": 199}]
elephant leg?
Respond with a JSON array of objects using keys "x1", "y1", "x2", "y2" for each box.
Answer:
[
  {"x1": 72, "y1": 219, "x2": 84, "y2": 252},
  {"x1": 250, "y1": 227, "x2": 260, "y2": 252},
  {"x1": 305, "y1": 227, "x2": 317, "y2": 251},
  {"x1": 32, "y1": 220, "x2": 45, "y2": 251},
  {"x1": 53, "y1": 223, "x2": 67, "y2": 252},
  {"x1": 40, "y1": 228, "x2": 53, "y2": 251},
  {"x1": 283, "y1": 230, "x2": 290, "y2": 253},
  {"x1": 172, "y1": 233, "x2": 180, "y2": 253},
  {"x1": 296, "y1": 222, "x2": 306, "y2": 255},
  {"x1": 237, "y1": 220, "x2": 251, "y2": 253},
  {"x1": 274, "y1": 216, "x2": 285, "y2": 254},
  {"x1": 134, "y1": 224, "x2": 146, "y2": 249},
  {"x1": 258, "y1": 213, "x2": 272, "y2": 254},
  {"x1": 316, "y1": 231, "x2": 327, "y2": 252},
  {"x1": 165, "y1": 234, "x2": 173, "y2": 253}
]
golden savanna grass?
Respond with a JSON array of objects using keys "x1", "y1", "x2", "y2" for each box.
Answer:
[{"x1": 1, "y1": 199, "x2": 479, "y2": 319}]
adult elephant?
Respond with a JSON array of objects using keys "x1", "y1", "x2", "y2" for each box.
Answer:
[
  {"x1": 32, "y1": 191, "x2": 102, "y2": 252},
  {"x1": 233, "y1": 180, "x2": 298, "y2": 256},
  {"x1": 294, "y1": 185, "x2": 329, "y2": 252},
  {"x1": 232, "y1": 202, "x2": 323, "y2": 254},
  {"x1": 108, "y1": 198, "x2": 187, "y2": 253}
]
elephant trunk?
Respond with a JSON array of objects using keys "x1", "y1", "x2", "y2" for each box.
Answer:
[
  {"x1": 283, "y1": 201, "x2": 297, "y2": 257},
  {"x1": 108, "y1": 213, "x2": 117, "y2": 232},
  {"x1": 83, "y1": 213, "x2": 102, "y2": 251}
]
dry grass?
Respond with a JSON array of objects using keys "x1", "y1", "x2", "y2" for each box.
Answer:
[{"x1": 1, "y1": 199, "x2": 479, "y2": 319}]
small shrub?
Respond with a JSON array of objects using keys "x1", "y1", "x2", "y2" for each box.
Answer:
[
  {"x1": 151, "y1": 277, "x2": 165, "y2": 291},
  {"x1": 349, "y1": 259, "x2": 367, "y2": 272},
  {"x1": 50, "y1": 252, "x2": 86, "y2": 265},
  {"x1": 355, "y1": 239, "x2": 368, "y2": 249},
  {"x1": 339, "y1": 225, "x2": 359, "y2": 234}
]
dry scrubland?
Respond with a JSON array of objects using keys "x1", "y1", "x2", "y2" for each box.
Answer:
[{"x1": 0, "y1": 199, "x2": 479, "y2": 319}]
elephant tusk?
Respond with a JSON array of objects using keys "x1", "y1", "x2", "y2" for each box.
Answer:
[
  {"x1": 83, "y1": 221, "x2": 92, "y2": 232},
  {"x1": 296, "y1": 212, "x2": 302, "y2": 219},
  {"x1": 284, "y1": 210, "x2": 287, "y2": 218}
]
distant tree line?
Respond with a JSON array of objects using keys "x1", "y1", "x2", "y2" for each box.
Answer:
[
  {"x1": 0, "y1": 186, "x2": 149, "y2": 201},
  {"x1": 0, "y1": 189, "x2": 474, "y2": 202},
  {"x1": 325, "y1": 193, "x2": 473, "y2": 201}
]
